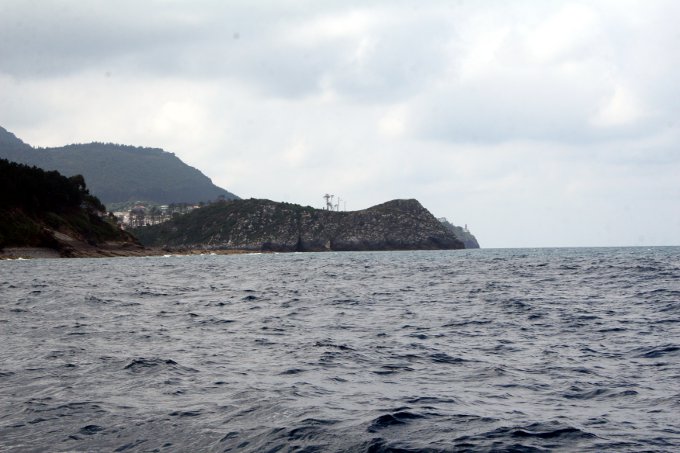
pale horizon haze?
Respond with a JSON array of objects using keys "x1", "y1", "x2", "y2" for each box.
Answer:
[{"x1": 1, "y1": 0, "x2": 679, "y2": 248}]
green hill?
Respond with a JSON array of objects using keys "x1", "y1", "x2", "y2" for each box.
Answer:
[{"x1": 0, "y1": 126, "x2": 238, "y2": 206}]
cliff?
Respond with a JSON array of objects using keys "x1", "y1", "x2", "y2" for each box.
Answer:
[
  {"x1": 0, "y1": 126, "x2": 238, "y2": 205},
  {"x1": 440, "y1": 218, "x2": 480, "y2": 249},
  {"x1": 132, "y1": 198, "x2": 466, "y2": 251}
]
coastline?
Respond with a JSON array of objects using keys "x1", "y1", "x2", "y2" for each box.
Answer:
[{"x1": 0, "y1": 244, "x2": 255, "y2": 260}]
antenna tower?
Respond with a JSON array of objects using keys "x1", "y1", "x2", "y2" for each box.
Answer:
[{"x1": 323, "y1": 194, "x2": 334, "y2": 210}]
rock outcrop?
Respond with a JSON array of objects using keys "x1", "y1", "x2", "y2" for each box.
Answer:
[
  {"x1": 439, "y1": 218, "x2": 480, "y2": 249},
  {"x1": 132, "y1": 198, "x2": 466, "y2": 251}
]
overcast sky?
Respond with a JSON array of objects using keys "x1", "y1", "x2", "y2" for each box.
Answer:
[{"x1": 1, "y1": 0, "x2": 678, "y2": 247}]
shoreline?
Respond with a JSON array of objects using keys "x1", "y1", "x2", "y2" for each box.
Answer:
[{"x1": 0, "y1": 245, "x2": 256, "y2": 260}]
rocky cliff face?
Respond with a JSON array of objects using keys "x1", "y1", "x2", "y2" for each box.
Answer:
[
  {"x1": 132, "y1": 198, "x2": 466, "y2": 251},
  {"x1": 439, "y1": 218, "x2": 480, "y2": 249}
]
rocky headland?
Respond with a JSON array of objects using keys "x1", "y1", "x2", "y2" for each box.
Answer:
[
  {"x1": 440, "y1": 218, "x2": 480, "y2": 249},
  {"x1": 132, "y1": 198, "x2": 467, "y2": 252}
]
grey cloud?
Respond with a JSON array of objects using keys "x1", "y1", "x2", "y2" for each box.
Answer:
[
  {"x1": 406, "y1": 6, "x2": 680, "y2": 145},
  {"x1": 410, "y1": 72, "x2": 660, "y2": 144},
  {"x1": 169, "y1": 4, "x2": 457, "y2": 100},
  {"x1": 0, "y1": 1, "x2": 457, "y2": 100},
  {"x1": 0, "y1": 1, "x2": 207, "y2": 77},
  {"x1": 322, "y1": 19, "x2": 453, "y2": 102}
]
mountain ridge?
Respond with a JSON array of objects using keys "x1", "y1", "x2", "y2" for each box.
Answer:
[{"x1": 0, "y1": 126, "x2": 238, "y2": 206}]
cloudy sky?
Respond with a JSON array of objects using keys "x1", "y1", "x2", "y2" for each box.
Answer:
[{"x1": 1, "y1": 0, "x2": 678, "y2": 247}]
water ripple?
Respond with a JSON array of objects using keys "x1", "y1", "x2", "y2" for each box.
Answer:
[{"x1": 1, "y1": 247, "x2": 679, "y2": 451}]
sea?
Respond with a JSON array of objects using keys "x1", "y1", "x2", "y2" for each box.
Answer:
[{"x1": 1, "y1": 247, "x2": 679, "y2": 452}]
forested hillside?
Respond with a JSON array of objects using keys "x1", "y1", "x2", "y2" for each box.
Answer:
[{"x1": 0, "y1": 158, "x2": 133, "y2": 251}]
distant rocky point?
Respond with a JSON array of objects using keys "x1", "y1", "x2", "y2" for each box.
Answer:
[
  {"x1": 439, "y1": 218, "x2": 480, "y2": 249},
  {"x1": 132, "y1": 198, "x2": 470, "y2": 252}
]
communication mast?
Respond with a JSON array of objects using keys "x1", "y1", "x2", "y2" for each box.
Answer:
[
  {"x1": 323, "y1": 194, "x2": 334, "y2": 210},
  {"x1": 323, "y1": 194, "x2": 346, "y2": 211}
]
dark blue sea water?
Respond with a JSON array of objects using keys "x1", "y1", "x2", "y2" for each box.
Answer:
[{"x1": 1, "y1": 247, "x2": 679, "y2": 452}]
